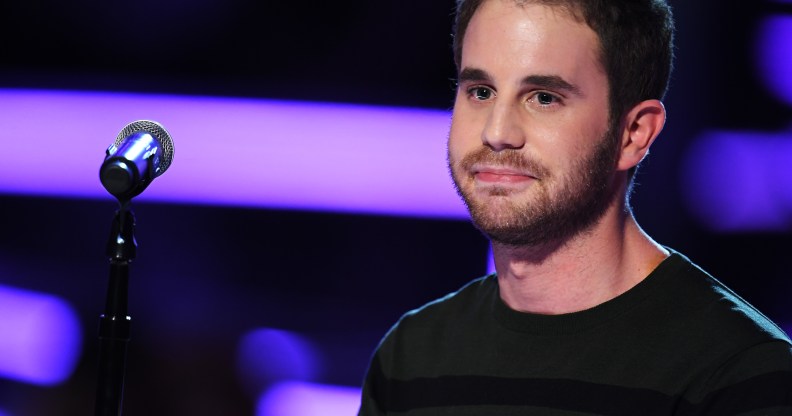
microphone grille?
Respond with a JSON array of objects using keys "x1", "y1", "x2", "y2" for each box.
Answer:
[{"x1": 114, "y1": 120, "x2": 175, "y2": 177}]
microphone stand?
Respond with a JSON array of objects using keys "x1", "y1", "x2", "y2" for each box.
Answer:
[{"x1": 95, "y1": 199, "x2": 136, "y2": 416}]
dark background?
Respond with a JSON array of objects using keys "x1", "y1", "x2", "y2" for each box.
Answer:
[{"x1": 1, "y1": 1, "x2": 791, "y2": 414}]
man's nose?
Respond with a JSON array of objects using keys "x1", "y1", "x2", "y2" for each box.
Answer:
[{"x1": 481, "y1": 101, "x2": 526, "y2": 151}]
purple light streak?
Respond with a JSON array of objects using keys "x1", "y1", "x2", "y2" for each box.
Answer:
[
  {"x1": 257, "y1": 381, "x2": 361, "y2": 416},
  {"x1": 0, "y1": 284, "x2": 82, "y2": 385},
  {"x1": 757, "y1": 16, "x2": 792, "y2": 106},
  {"x1": 682, "y1": 129, "x2": 792, "y2": 231},
  {"x1": 0, "y1": 89, "x2": 466, "y2": 218}
]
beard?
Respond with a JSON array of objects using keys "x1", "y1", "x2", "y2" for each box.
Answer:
[{"x1": 448, "y1": 127, "x2": 621, "y2": 247}]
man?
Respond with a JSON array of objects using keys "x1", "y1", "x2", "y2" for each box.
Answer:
[{"x1": 359, "y1": 0, "x2": 792, "y2": 414}]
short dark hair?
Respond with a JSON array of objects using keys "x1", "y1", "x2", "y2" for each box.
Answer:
[{"x1": 453, "y1": 0, "x2": 675, "y2": 129}]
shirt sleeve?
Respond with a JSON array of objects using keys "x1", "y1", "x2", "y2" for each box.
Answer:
[
  {"x1": 358, "y1": 349, "x2": 388, "y2": 416},
  {"x1": 679, "y1": 341, "x2": 792, "y2": 415}
]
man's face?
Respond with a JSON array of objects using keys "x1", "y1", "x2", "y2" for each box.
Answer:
[{"x1": 448, "y1": 0, "x2": 620, "y2": 247}]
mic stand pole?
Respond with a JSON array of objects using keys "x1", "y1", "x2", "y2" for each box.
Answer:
[{"x1": 95, "y1": 200, "x2": 136, "y2": 416}]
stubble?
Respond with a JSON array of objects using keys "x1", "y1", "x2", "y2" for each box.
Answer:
[{"x1": 448, "y1": 128, "x2": 620, "y2": 247}]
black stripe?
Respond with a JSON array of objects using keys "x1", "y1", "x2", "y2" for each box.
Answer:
[
  {"x1": 372, "y1": 372, "x2": 792, "y2": 414},
  {"x1": 380, "y1": 374, "x2": 677, "y2": 415},
  {"x1": 675, "y1": 371, "x2": 792, "y2": 415},
  {"x1": 367, "y1": 357, "x2": 792, "y2": 414}
]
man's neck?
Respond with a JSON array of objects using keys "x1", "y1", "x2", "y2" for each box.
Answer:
[{"x1": 492, "y1": 207, "x2": 669, "y2": 315}]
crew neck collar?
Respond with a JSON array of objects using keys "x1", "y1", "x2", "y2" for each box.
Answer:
[{"x1": 490, "y1": 251, "x2": 686, "y2": 335}]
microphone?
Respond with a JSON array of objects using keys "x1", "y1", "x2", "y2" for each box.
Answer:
[{"x1": 99, "y1": 120, "x2": 175, "y2": 201}]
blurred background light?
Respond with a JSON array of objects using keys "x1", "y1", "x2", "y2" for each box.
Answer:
[
  {"x1": 0, "y1": 89, "x2": 464, "y2": 218},
  {"x1": 257, "y1": 381, "x2": 361, "y2": 416},
  {"x1": 237, "y1": 328, "x2": 322, "y2": 395},
  {"x1": 698, "y1": 13, "x2": 792, "y2": 231},
  {"x1": 238, "y1": 329, "x2": 363, "y2": 416},
  {"x1": 0, "y1": 284, "x2": 82, "y2": 385},
  {"x1": 682, "y1": 129, "x2": 792, "y2": 231},
  {"x1": 487, "y1": 246, "x2": 495, "y2": 275},
  {"x1": 757, "y1": 15, "x2": 792, "y2": 106}
]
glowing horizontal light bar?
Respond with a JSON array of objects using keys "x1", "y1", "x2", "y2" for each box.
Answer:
[
  {"x1": 681, "y1": 129, "x2": 792, "y2": 231},
  {"x1": 757, "y1": 15, "x2": 792, "y2": 106},
  {"x1": 257, "y1": 381, "x2": 361, "y2": 416},
  {"x1": 0, "y1": 89, "x2": 467, "y2": 218},
  {"x1": 0, "y1": 284, "x2": 82, "y2": 385}
]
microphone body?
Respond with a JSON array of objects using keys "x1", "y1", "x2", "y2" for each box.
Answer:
[{"x1": 100, "y1": 120, "x2": 174, "y2": 201}]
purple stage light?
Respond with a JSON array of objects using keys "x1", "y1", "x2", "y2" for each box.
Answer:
[
  {"x1": 0, "y1": 285, "x2": 82, "y2": 385},
  {"x1": 237, "y1": 328, "x2": 322, "y2": 395},
  {"x1": 0, "y1": 89, "x2": 466, "y2": 218},
  {"x1": 257, "y1": 381, "x2": 361, "y2": 416},
  {"x1": 682, "y1": 129, "x2": 792, "y2": 231},
  {"x1": 757, "y1": 15, "x2": 792, "y2": 106}
]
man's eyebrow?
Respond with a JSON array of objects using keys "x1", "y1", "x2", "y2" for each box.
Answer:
[
  {"x1": 457, "y1": 67, "x2": 492, "y2": 84},
  {"x1": 522, "y1": 75, "x2": 583, "y2": 96},
  {"x1": 457, "y1": 69, "x2": 583, "y2": 96},
  {"x1": 457, "y1": 68, "x2": 583, "y2": 96}
]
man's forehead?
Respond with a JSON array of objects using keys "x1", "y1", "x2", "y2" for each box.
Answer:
[
  {"x1": 488, "y1": 0, "x2": 587, "y2": 23},
  {"x1": 460, "y1": 0, "x2": 604, "y2": 80}
]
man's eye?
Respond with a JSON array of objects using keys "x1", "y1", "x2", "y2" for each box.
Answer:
[
  {"x1": 468, "y1": 87, "x2": 494, "y2": 101},
  {"x1": 535, "y1": 92, "x2": 557, "y2": 106}
]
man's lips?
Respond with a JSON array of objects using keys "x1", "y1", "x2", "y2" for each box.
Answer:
[{"x1": 472, "y1": 166, "x2": 537, "y2": 184}]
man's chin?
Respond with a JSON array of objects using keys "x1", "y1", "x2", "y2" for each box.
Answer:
[{"x1": 476, "y1": 225, "x2": 546, "y2": 248}]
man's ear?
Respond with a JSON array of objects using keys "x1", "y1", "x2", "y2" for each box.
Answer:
[{"x1": 617, "y1": 99, "x2": 666, "y2": 172}]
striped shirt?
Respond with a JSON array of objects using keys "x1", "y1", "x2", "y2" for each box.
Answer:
[{"x1": 359, "y1": 251, "x2": 792, "y2": 415}]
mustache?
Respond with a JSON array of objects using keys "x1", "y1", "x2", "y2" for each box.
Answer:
[{"x1": 456, "y1": 147, "x2": 550, "y2": 178}]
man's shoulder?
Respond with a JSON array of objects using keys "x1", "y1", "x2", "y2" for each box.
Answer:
[
  {"x1": 379, "y1": 274, "x2": 496, "y2": 342},
  {"x1": 402, "y1": 274, "x2": 495, "y2": 323},
  {"x1": 669, "y1": 250, "x2": 790, "y2": 343}
]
